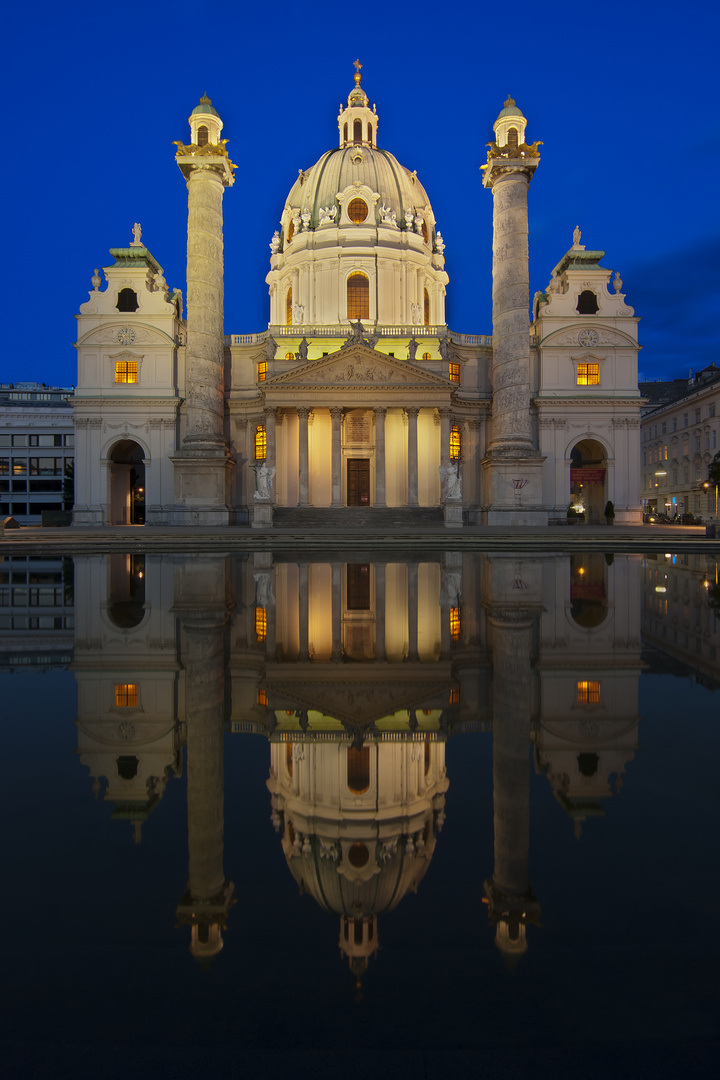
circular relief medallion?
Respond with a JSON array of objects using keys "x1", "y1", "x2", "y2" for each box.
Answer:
[
  {"x1": 117, "y1": 721, "x2": 136, "y2": 740},
  {"x1": 117, "y1": 326, "x2": 136, "y2": 344},
  {"x1": 579, "y1": 717, "x2": 598, "y2": 738},
  {"x1": 578, "y1": 329, "x2": 598, "y2": 347}
]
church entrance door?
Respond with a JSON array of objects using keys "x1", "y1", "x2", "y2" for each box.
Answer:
[
  {"x1": 347, "y1": 459, "x2": 370, "y2": 506},
  {"x1": 109, "y1": 439, "x2": 146, "y2": 525}
]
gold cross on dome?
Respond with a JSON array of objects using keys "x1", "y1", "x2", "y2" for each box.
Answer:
[{"x1": 353, "y1": 58, "x2": 362, "y2": 84}]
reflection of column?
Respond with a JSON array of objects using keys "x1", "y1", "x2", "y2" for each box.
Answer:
[
  {"x1": 265, "y1": 407, "x2": 276, "y2": 473},
  {"x1": 175, "y1": 563, "x2": 234, "y2": 966},
  {"x1": 331, "y1": 562, "x2": 342, "y2": 660},
  {"x1": 298, "y1": 408, "x2": 310, "y2": 507},
  {"x1": 330, "y1": 408, "x2": 342, "y2": 507},
  {"x1": 375, "y1": 561, "x2": 386, "y2": 660},
  {"x1": 406, "y1": 407, "x2": 419, "y2": 507},
  {"x1": 439, "y1": 408, "x2": 451, "y2": 470},
  {"x1": 485, "y1": 608, "x2": 540, "y2": 964},
  {"x1": 374, "y1": 407, "x2": 386, "y2": 507},
  {"x1": 407, "y1": 561, "x2": 418, "y2": 660},
  {"x1": 298, "y1": 562, "x2": 309, "y2": 660}
]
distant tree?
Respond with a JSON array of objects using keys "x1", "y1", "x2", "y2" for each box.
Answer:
[{"x1": 708, "y1": 452, "x2": 720, "y2": 487}]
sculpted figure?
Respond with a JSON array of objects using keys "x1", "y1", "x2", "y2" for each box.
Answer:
[
  {"x1": 379, "y1": 203, "x2": 397, "y2": 225},
  {"x1": 265, "y1": 334, "x2": 277, "y2": 361},
  {"x1": 405, "y1": 208, "x2": 415, "y2": 229},
  {"x1": 301, "y1": 208, "x2": 311, "y2": 230},
  {"x1": 434, "y1": 231, "x2": 445, "y2": 253},
  {"x1": 407, "y1": 337, "x2": 419, "y2": 361},
  {"x1": 318, "y1": 205, "x2": 337, "y2": 225},
  {"x1": 254, "y1": 463, "x2": 276, "y2": 501},
  {"x1": 292, "y1": 302, "x2": 304, "y2": 325},
  {"x1": 573, "y1": 225, "x2": 582, "y2": 247},
  {"x1": 438, "y1": 335, "x2": 450, "y2": 360},
  {"x1": 410, "y1": 302, "x2": 421, "y2": 325},
  {"x1": 131, "y1": 222, "x2": 142, "y2": 245},
  {"x1": 439, "y1": 464, "x2": 462, "y2": 502},
  {"x1": 269, "y1": 231, "x2": 281, "y2": 254},
  {"x1": 297, "y1": 336, "x2": 309, "y2": 361}
]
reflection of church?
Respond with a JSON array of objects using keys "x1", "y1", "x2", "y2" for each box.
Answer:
[
  {"x1": 72, "y1": 550, "x2": 642, "y2": 973},
  {"x1": 72, "y1": 66, "x2": 642, "y2": 528}
]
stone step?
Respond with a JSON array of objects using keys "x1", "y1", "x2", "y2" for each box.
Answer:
[{"x1": 272, "y1": 507, "x2": 445, "y2": 530}]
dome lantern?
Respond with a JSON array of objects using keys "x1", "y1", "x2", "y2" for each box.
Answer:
[
  {"x1": 493, "y1": 95, "x2": 527, "y2": 149},
  {"x1": 337, "y1": 59, "x2": 378, "y2": 148},
  {"x1": 188, "y1": 93, "x2": 223, "y2": 148}
]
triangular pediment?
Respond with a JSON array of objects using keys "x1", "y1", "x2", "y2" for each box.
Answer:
[{"x1": 265, "y1": 343, "x2": 453, "y2": 390}]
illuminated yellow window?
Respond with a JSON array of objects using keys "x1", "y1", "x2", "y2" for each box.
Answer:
[
  {"x1": 577, "y1": 680, "x2": 600, "y2": 704},
  {"x1": 255, "y1": 606, "x2": 267, "y2": 641},
  {"x1": 449, "y1": 362, "x2": 460, "y2": 383},
  {"x1": 421, "y1": 220, "x2": 429, "y2": 244},
  {"x1": 450, "y1": 606, "x2": 462, "y2": 641},
  {"x1": 348, "y1": 198, "x2": 368, "y2": 224},
  {"x1": 422, "y1": 352, "x2": 432, "y2": 361},
  {"x1": 257, "y1": 688, "x2": 268, "y2": 706},
  {"x1": 286, "y1": 221, "x2": 294, "y2": 244},
  {"x1": 285, "y1": 351, "x2": 295, "y2": 360},
  {"x1": 424, "y1": 288, "x2": 430, "y2": 326},
  {"x1": 286, "y1": 286, "x2": 293, "y2": 325},
  {"x1": 347, "y1": 272, "x2": 369, "y2": 320},
  {"x1": 254, "y1": 424, "x2": 266, "y2": 460},
  {"x1": 257, "y1": 361, "x2": 267, "y2": 382},
  {"x1": 115, "y1": 683, "x2": 138, "y2": 707},
  {"x1": 450, "y1": 425, "x2": 462, "y2": 460},
  {"x1": 577, "y1": 363, "x2": 600, "y2": 386},
  {"x1": 449, "y1": 686, "x2": 460, "y2": 704},
  {"x1": 115, "y1": 361, "x2": 137, "y2": 384}
]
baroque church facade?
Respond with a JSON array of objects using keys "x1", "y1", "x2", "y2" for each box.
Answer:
[{"x1": 72, "y1": 69, "x2": 642, "y2": 528}]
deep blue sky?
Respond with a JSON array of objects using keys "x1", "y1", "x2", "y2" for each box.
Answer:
[{"x1": 2, "y1": 0, "x2": 718, "y2": 388}]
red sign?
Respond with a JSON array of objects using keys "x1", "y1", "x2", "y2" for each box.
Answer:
[{"x1": 571, "y1": 468, "x2": 606, "y2": 484}]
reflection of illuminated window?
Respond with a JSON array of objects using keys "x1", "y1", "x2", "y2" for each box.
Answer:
[
  {"x1": 347, "y1": 272, "x2": 369, "y2": 320},
  {"x1": 286, "y1": 742, "x2": 293, "y2": 778},
  {"x1": 257, "y1": 361, "x2": 267, "y2": 382},
  {"x1": 115, "y1": 361, "x2": 137, "y2": 384},
  {"x1": 450, "y1": 606, "x2": 461, "y2": 641},
  {"x1": 449, "y1": 362, "x2": 460, "y2": 383},
  {"x1": 450, "y1": 425, "x2": 462, "y2": 460},
  {"x1": 424, "y1": 736, "x2": 431, "y2": 775},
  {"x1": 577, "y1": 363, "x2": 599, "y2": 386},
  {"x1": 257, "y1": 689, "x2": 268, "y2": 706},
  {"x1": 577, "y1": 680, "x2": 600, "y2": 704},
  {"x1": 449, "y1": 687, "x2": 460, "y2": 704},
  {"x1": 115, "y1": 683, "x2": 138, "y2": 707},
  {"x1": 347, "y1": 563, "x2": 370, "y2": 610},
  {"x1": 255, "y1": 606, "x2": 267, "y2": 641},
  {"x1": 254, "y1": 425, "x2": 266, "y2": 460},
  {"x1": 347, "y1": 746, "x2": 370, "y2": 794}
]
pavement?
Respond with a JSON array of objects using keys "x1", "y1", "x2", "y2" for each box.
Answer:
[{"x1": 1, "y1": 522, "x2": 718, "y2": 554}]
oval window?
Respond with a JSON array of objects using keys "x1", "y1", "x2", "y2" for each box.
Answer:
[
  {"x1": 348, "y1": 198, "x2": 368, "y2": 224},
  {"x1": 348, "y1": 842, "x2": 369, "y2": 868}
]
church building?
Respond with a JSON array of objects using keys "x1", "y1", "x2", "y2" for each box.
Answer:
[{"x1": 72, "y1": 68, "x2": 643, "y2": 528}]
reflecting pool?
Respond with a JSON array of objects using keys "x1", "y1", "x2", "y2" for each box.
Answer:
[{"x1": 1, "y1": 550, "x2": 719, "y2": 1077}]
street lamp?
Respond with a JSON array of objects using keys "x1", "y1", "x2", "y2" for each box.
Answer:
[{"x1": 703, "y1": 481, "x2": 718, "y2": 520}]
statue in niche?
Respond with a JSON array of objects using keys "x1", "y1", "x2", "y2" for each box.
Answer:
[
  {"x1": 265, "y1": 334, "x2": 277, "y2": 361},
  {"x1": 254, "y1": 463, "x2": 276, "y2": 501},
  {"x1": 269, "y1": 231, "x2": 281, "y2": 254},
  {"x1": 407, "y1": 337, "x2": 419, "y2": 361},
  {"x1": 297, "y1": 337, "x2": 309, "y2": 361},
  {"x1": 440, "y1": 463, "x2": 462, "y2": 502}
]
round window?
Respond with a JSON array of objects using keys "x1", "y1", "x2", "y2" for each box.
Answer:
[
  {"x1": 348, "y1": 842, "x2": 369, "y2": 868},
  {"x1": 348, "y1": 198, "x2": 369, "y2": 224}
]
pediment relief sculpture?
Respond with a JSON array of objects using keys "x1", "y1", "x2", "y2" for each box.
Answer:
[{"x1": 265, "y1": 344, "x2": 452, "y2": 389}]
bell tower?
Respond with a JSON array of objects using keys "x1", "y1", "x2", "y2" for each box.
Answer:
[{"x1": 170, "y1": 95, "x2": 236, "y2": 525}]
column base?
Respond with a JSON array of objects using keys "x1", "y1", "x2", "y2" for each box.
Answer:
[
  {"x1": 443, "y1": 502, "x2": 464, "y2": 528},
  {"x1": 481, "y1": 454, "x2": 548, "y2": 526},
  {"x1": 170, "y1": 453, "x2": 234, "y2": 525}
]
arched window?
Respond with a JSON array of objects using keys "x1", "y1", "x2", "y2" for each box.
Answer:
[
  {"x1": 347, "y1": 746, "x2": 370, "y2": 794},
  {"x1": 347, "y1": 272, "x2": 369, "y2": 320},
  {"x1": 286, "y1": 219, "x2": 294, "y2": 244},
  {"x1": 507, "y1": 127, "x2": 519, "y2": 149},
  {"x1": 348, "y1": 198, "x2": 368, "y2": 223},
  {"x1": 116, "y1": 756, "x2": 139, "y2": 780},
  {"x1": 367, "y1": 122, "x2": 373, "y2": 144},
  {"x1": 423, "y1": 288, "x2": 430, "y2": 326},
  {"x1": 285, "y1": 351, "x2": 295, "y2": 360},
  {"x1": 577, "y1": 752, "x2": 600, "y2": 777},
  {"x1": 117, "y1": 288, "x2": 138, "y2": 312},
  {"x1": 421, "y1": 220, "x2": 429, "y2": 243},
  {"x1": 450, "y1": 425, "x2": 462, "y2": 460},
  {"x1": 254, "y1": 424, "x2": 266, "y2": 460},
  {"x1": 353, "y1": 119, "x2": 363, "y2": 143},
  {"x1": 257, "y1": 361, "x2": 267, "y2": 382},
  {"x1": 343, "y1": 122, "x2": 348, "y2": 144},
  {"x1": 197, "y1": 125, "x2": 209, "y2": 147},
  {"x1": 286, "y1": 286, "x2": 293, "y2": 326},
  {"x1": 577, "y1": 290, "x2": 599, "y2": 314},
  {"x1": 422, "y1": 351, "x2": 432, "y2": 361}
]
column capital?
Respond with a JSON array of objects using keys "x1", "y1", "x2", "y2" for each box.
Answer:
[
  {"x1": 373, "y1": 406, "x2": 386, "y2": 418},
  {"x1": 405, "y1": 406, "x2": 420, "y2": 420},
  {"x1": 330, "y1": 406, "x2": 343, "y2": 421},
  {"x1": 297, "y1": 406, "x2": 310, "y2": 420}
]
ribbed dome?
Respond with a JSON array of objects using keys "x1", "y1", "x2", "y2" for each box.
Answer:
[
  {"x1": 191, "y1": 94, "x2": 219, "y2": 118},
  {"x1": 496, "y1": 95, "x2": 525, "y2": 120},
  {"x1": 284, "y1": 146, "x2": 434, "y2": 232}
]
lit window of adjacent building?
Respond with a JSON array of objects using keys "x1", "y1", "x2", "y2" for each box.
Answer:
[
  {"x1": 257, "y1": 361, "x2": 267, "y2": 382},
  {"x1": 450, "y1": 606, "x2": 462, "y2": 641},
  {"x1": 254, "y1": 425, "x2": 267, "y2": 460},
  {"x1": 577, "y1": 363, "x2": 599, "y2": 386},
  {"x1": 257, "y1": 689, "x2": 268, "y2": 706},
  {"x1": 449, "y1": 362, "x2": 460, "y2": 383},
  {"x1": 255, "y1": 607, "x2": 267, "y2": 642},
  {"x1": 115, "y1": 683, "x2": 138, "y2": 707},
  {"x1": 347, "y1": 272, "x2": 369, "y2": 320},
  {"x1": 348, "y1": 198, "x2": 368, "y2": 224},
  {"x1": 450, "y1": 425, "x2": 462, "y2": 460},
  {"x1": 115, "y1": 361, "x2": 138, "y2": 384},
  {"x1": 449, "y1": 687, "x2": 460, "y2": 704},
  {"x1": 577, "y1": 680, "x2": 600, "y2": 704}
]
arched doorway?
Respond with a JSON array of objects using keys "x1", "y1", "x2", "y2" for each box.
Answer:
[
  {"x1": 570, "y1": 439, "x2": 607, "y2": 525},
  {"x1": 109, "y1": 440, "x2": 145, "y2": 525}
]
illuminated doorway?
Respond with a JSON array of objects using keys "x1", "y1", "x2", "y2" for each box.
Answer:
[
  {"x1": 570, "y1": 440, "x2": 607, "y2": 525},
  {"x1": 109, "y1": 440, "x2": 145, "y2": 525},
  {"x1": 347, "y1": 459, "x2": 370, "y2": 506}
]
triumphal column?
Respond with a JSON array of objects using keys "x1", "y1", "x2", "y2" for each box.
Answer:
[
  {"x1": 482, "y1": 98, "x2": 547, "y2": 525},
  {"x1": 170, "y1": 96, "x2": 235, "y2": 524}
]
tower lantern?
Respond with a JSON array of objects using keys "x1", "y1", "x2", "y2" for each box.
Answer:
[
  {"x1": 492, "y1": 96, "x2": 527, "y2": 148},
  {"x1": 337, "y1": 59, "x2": 378, "y2": 148},
  {"x1": 189, "y1": 93, "x2": 223, "y2": 147}
]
